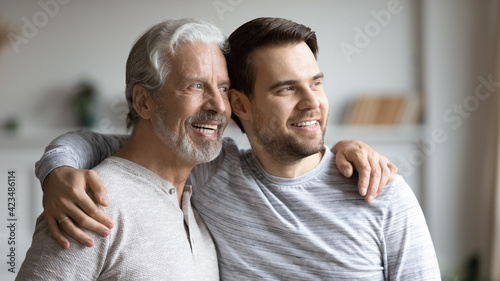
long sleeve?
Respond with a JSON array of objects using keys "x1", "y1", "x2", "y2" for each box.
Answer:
[
  {"x1": 383, "y1": 176, "x2": 441, "y2": 280},
  {"x1": 35, "y1": 130, "x2": 129, "y2": 185}
]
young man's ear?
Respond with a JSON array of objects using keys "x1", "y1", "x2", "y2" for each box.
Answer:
[
  {"x1": 132, "y1": 84, "x2": 154, "y2": 120},
  {"x1": 229, "y1": 89, "x2": 251, "y2": 121}
]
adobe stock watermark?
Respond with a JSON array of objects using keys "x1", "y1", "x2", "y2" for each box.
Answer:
[
  {"x1": 213, "y1": 0, "x2": 243, "y2": 21},
  {"x1": 339, "y1": 0, "x2": 405, "y2": 64},
  {"x1": 97, "y1": 97, "x2": 129, "y2": 133},
  {"x1": 396, "y1": 74, "x2": 500, "y2": 177},
  {"x1": 8, "y1": 0, "x2": 71, "y2": 54}
]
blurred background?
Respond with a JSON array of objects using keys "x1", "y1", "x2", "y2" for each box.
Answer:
[{"x1": 0, "y1": 0, "x2": 499, "y2": 280}]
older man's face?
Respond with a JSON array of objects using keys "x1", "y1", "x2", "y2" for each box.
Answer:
[{"x1": 152, "y1": 42, "x2": 231, "y2": 164}]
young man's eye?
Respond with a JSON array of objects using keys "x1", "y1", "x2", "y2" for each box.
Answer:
[{"x1": 278, "y1": 86, "x2": 294, "y2": 93}]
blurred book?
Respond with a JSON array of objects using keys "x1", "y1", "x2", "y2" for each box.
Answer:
[{"x1": 343, "y1": 94, "x2": 422, "y2": 125}]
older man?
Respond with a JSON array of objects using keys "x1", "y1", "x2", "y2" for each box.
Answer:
[{"x1": 17, "y1": 19, "x2": 228, "y2": 280}]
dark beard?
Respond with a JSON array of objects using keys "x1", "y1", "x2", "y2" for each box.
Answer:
[{"x1": 251, "y1": 113, "x2": 326, "y2": 163}]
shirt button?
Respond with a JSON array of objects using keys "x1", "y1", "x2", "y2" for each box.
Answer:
[{"x1": 169, "y1": 188, "x2": 176, "y2": 195}]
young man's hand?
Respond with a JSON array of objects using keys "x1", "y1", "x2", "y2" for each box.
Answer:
[
  {"x1": 42, "y1": 166, "x2": 113, "y2": 249},
  {"x1": 332, "y1": 140, "x2": 398, "y2": 204}
]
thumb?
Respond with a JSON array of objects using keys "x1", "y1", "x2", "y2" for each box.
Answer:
[{"x1": 335, "y1": 152, "x2": 354, "y2": 178}]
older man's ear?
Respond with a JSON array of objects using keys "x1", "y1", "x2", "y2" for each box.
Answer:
[{"x1": 132, "y1": 84, "x2": 154, "y2": 120}]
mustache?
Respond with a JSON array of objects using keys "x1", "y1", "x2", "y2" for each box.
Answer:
[
  {"x1": 187, "y1": 111, "x2": 227, "y2": 124},
  {"x1": 288, "y1": 110, "x2": 323, "y2": 123}
]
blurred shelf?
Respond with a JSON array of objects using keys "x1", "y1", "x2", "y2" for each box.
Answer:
[
  {"x1": 325, "y1": 124, "x2": 425, "y2": 144},
  {"x1": 0, "y1": 126, "x2": 129, "y2": 149}
]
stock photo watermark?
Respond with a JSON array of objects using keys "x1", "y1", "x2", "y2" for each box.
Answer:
[
  {"x1": 396, "y1": 74, "x2": 500, "y2": 177},
  {"x1": 339, "y1": 0, "x2": 405, "y2": 64},
  {"x1": 8, "y1": 0, "x2": 71, "y2": 53},
  {"x1": 96, "y1": 97, "x2": 129, "y2": 133},
  {"x1": 213, "y1": 0, "x2": 243, "y2": 21}
]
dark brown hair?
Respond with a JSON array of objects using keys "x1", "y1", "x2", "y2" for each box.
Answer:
[{"x1": 226, "y1": 17, "x2": 319, "y2": 132}]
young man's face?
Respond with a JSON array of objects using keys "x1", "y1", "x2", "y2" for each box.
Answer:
[
  {"x1": 152, "y1": 42, "x2": 231, "y2": 164},
  {"x1": 247, "y1": 42, "x2": 329, "y2": 162}
]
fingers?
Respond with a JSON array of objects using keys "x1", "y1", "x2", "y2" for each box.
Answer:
[
  {"x1": 43, "y1": 166, "x2": 114, "y2": 245},
  {"x1": 78, "y1": 171, "x2": 114, "y2": 230},
  {"x1": 365, "y1": 156, "x2": 396, "y2": 204},
  {"x1": 66, "y1": 195, "x2": 112, "y2": 237},
  {"x1": 355, "y1": 158, "x2": 371, "y2": 197},
  {"x1": 44, "y1": 195, "x2": 105, "y2": 248},
  {"x1": 335, "y1": 151, "x2": 354, "y2": 178},
  {"x1": 346, "y1": 149, "x2": 371, "y2": 197},
  {"x1": 331, "y1": 140, "x2": 399, "y2": 204},
  {"x1": 388, "y1": 162, "x2": 398, "y2": 181},
  {"x1": 46, "y1": 214, "x2": 70, "y2": 249},
  {"x1": 86, "y1": 170, "x2": 110, "y2": 207},
  {"x1": 57, "y1": 213, "x2": 95, "y2": 248},
  {"x1": 332, "y1": 140, "x2": 370, "y2": 195},
  {"x1": 364, "y1": 151, "x2": 382, "y2": 204}
]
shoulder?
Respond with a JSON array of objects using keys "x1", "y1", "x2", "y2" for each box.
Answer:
[
  {"x1": 318, "y1": 148, "x2": 359, "y2": 188},
  {"x1": 381, "y1": 175, "x2": 418, "y2": 205},
  {"x1": 375, "y1": 175, "x2": 426, "y2": 228},
  {"x1": 91, "y1": 157, "x2": 146, "y2": 213}
]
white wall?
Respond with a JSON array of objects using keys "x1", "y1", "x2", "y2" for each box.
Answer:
[
  {"x1": 0, "y1": 0, "x2": 496, "y2": 278},
  {"x1": 0, "y1": 0, "x2": 417, "y2": 130},
  {"x1": 422, "y1": 0, "x2": 497, "y2": 276}
]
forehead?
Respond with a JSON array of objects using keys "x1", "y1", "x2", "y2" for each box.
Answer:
[
  {"x1": 168, "y1": 42, "x2": 228, "y2": 79},
  {"x1": 252, "y1": 42, "x2": 320, "y2": 85}
]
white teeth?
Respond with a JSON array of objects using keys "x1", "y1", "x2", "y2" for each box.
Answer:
[
  {"x1": 192, "y1": 124, "x2": 217, "y2": 130},
  {"x1": 294, "y1": 121, "x2": 317, "y2": 127},
  {"x1": 197, "y1": 128, "x2": 214, "y2": 134},
  {"x1": 192, "y1": 123, "x2": 217, "y2": 134}
]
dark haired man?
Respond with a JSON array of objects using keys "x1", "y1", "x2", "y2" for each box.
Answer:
[{"x1": 34, "y1": 18, "x2": 438, "y2": 280}]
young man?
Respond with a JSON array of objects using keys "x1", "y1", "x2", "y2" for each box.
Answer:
[
  {"x1": 17, "y1": 19, "x2": 229, "y2": 280},
  {"x1": 35, "y1": 18, "x2": 437, "y2": 280}
]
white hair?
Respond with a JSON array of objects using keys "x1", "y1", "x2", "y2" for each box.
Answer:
[{"x1": 125, "y1": 18, "x2": 228, "y2": 128}]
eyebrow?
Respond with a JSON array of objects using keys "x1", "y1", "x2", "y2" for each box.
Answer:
[
  {"x1": 219, "y1": 79, "x2": 231, "y2": 86},
  {"x1": 268, "y1": 72, "x2": 324, "y2": 91}
]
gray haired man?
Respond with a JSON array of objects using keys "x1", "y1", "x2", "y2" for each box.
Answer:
[{"x1": 17, "y1": 19, "x2": 229, "y2": 280}]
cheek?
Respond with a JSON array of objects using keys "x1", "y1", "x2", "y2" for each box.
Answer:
[
  {"x1": 224, "y1": 99, "x2": 232, "y2": 119},
  {"x1": 318, "y1": 94, "x2": 329, "y2": 112}
]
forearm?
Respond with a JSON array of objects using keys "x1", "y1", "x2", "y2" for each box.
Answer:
[{"x1": 35, "y1": 129, "x2": 129, "y2": 185}]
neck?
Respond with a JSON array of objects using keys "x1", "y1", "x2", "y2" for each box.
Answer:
[
  {"x1": 114, "y1": 121, "x2": 194, "y2": 207},
  {"x1": 251, "y1": 145, "x2": 324, "y2": 178}
]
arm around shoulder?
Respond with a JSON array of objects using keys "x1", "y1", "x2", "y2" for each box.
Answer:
[{"x1": 35, "y1": 129, "x2": 129, "y2": 185}]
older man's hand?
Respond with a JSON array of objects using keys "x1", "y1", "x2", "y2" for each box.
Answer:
[{"x1": 332, "y1": 140, "x2": 398, "y2": 204}]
